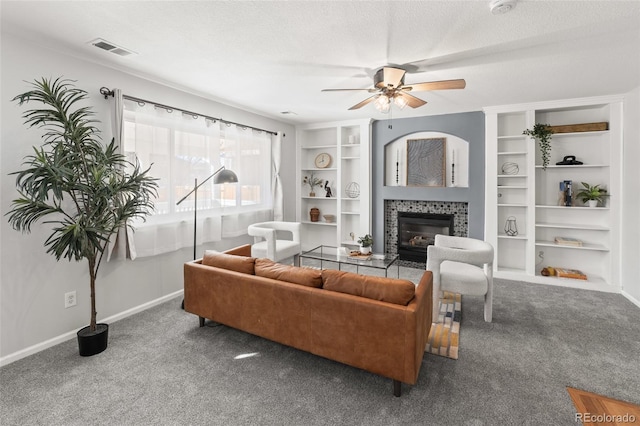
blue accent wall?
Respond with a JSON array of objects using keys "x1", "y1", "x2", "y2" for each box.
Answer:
[{"x1": 371, "y1": 112, "x2": 485, "y2": 252}]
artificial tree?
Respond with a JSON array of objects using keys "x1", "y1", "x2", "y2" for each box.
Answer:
[{"x1": 7, "y1": 77, "x2": 158, "y2": 354}]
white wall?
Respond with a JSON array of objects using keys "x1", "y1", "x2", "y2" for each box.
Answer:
[
  {"x1": 0, "y1": 33, "x2": 297, "y2": 362},
  {"x1": 621, "y1": 86, "x2": 640, "y2": 306}
]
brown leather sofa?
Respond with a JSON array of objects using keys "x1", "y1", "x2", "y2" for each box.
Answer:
[{"x1": 183, "y1": 244, "x2": 433, "y2": 396}]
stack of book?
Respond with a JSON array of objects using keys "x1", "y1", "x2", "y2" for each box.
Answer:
[
  {"x1": 554, "y1": 267, "x2": 587, "y2": 280},
  {"x1": 554, "y1": 236, "x2": 583, "y2": 247}
]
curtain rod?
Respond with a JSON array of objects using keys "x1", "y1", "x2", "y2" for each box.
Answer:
[{"x1": 99, "y1": 87, "x2": 279, "y2": 136}]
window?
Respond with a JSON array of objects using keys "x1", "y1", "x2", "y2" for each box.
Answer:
[{"x1": 123, "y1": 100, "x2": 272, "y2": 222}]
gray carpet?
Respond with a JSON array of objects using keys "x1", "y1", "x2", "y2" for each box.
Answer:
[{"x1": 1, "y1": 267, "x2": 639, "y2": 425}]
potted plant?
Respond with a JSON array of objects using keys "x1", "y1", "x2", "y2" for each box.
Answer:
[
  {"x1": 303, "y1": 173, "x2": 324, "y2": 197},
  {"x1": 7, "y1": 77, "x2": 158, "y2": 356},
  {"x1": 576, "y1": 182, "x2": 608, "y2": 207},
  {"x1": 523, "y1": 123, "x2": 554, "y2": 170},
  {"x1": 357, "y1": 234, "x2": 373, "y2": 255}
]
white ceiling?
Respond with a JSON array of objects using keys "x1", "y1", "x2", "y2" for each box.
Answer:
[{"x1": 2, "y1": 0, "x2": 640, "y2": 124}]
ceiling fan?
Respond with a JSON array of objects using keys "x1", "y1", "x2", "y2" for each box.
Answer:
[{"x1": 321, "y1": 67, "x2": 466, "y2": 112}]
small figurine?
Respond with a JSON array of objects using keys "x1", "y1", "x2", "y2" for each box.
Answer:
[{"x1": 324, "y1": 181, "x2": 332, "y2": 198}]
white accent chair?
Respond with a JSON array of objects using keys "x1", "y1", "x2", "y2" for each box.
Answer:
[
  {"x1": 247, "y1": 221, "x2": 302, "y2": 265},
  {"x1": 426, "y1": 235, "x2": 494, "y2": 323}
]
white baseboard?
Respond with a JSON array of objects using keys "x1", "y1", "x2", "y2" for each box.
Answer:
[
  {"x1": 0, "y1": 289, "x2": 184, "y2": 368},
  {"x1": 622, "y1": 290, "x2": 640, "y2": 309}
]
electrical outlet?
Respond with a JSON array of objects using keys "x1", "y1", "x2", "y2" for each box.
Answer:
[{"x1": 64, "y1": 291, "x2": 77, "y2": 308}]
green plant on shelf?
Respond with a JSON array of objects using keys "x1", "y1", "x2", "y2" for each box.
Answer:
[
  {"x1": 523, "y1": 123, "x2": 554, "y2": 170},
  {"x1": 303, "y1": 173, "x2": 324, "y2": 192},
  {"x1": 576, "y1": 182, "x2": 608, "y2": 204}
]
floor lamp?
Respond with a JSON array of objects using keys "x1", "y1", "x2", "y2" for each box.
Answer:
[{"x1": 176, "y1": 165, "x2": 238, "y2": 308}]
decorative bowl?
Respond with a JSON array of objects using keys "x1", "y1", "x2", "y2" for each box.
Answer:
[{"x1": 323, "y1": 214, "x2": 335, "y2": 223}]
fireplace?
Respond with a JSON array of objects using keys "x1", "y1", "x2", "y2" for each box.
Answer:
[{"x1": 397, "y1": 212, "x2": 454, "y2": 262}]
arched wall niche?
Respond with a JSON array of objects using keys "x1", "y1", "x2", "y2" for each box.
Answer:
[{"x1": 384, "y1": 131, "x2": 469, "y2": 188}]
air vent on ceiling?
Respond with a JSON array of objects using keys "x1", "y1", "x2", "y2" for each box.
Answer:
[{"x1": 88, "y1": 38, "x2": 136, "y2": 57}]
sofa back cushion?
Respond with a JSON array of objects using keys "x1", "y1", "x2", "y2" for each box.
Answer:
[
  {"x1": 254, "y1": 258, "x2": 323, "y2": 288},
  {"x1": 321, "y1": 269, "x2": 415, "y2": 305},
  {"x1": 202, "y1": 250, "x2": 256, "y2": 275}
]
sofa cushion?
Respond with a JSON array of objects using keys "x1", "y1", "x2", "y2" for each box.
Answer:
[
  {"x1": 202, "y1": 250, "x2": 255, "y2": 275},
  {"x1": 254, "y1": 258, "x2": 322, "y2": 288},
  {"x1": 321, "y1": 269, "x2": 415, "y2": 305}
]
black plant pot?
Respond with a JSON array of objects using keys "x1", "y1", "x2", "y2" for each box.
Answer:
[{"x1": 77, "y1": 323, "x2": 109, "y2": 356}]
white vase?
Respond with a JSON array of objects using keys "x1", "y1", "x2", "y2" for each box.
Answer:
[
  {"x1": 588, "y1": 200, "x2": 598, "y2": 208},
  {"x1": 359, "y1": 245, "x2": 371, "y2": 254}
]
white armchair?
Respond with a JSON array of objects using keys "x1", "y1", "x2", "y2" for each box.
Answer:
[
  {"x1": 247, "y1": 221, "x2": 302, "y2": 264},
  {"x1": 426, "y1": 235, "x2": 494, "y2": 323}
]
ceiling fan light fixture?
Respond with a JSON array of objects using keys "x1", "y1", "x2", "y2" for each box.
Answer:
[
  {"x1": 374, "y1": 95, "x2": 391, "y2": 113},
  {"x1": 393, "y1": 94, "x2": 409, "y2": 110}
]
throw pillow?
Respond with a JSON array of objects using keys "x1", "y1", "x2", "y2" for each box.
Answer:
[
  {"x1": 321, "y1": 269, "x2": 415, "y2": 305},
  {"x1": 202, "y1": 250, "x2": 255, "y2": 275},
  {"x1": 254, "y1": 258, "x2": 323, "y2": 288}
]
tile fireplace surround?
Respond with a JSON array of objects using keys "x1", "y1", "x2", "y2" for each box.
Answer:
[{"x1": 384, "y1": 200, "x2": 469, "y2": 268}]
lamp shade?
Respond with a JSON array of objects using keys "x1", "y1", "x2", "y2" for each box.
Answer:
[{"x1": 213, "y1": 168, "x2": 238, "y2": 184}]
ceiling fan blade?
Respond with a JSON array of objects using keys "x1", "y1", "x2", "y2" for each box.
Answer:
[
  {"x1": 348, "y1": 95, "x2": 379, "y2": 110},
  {"x1": 375, "y1": 67, "x2": 406, "y2": 89},
  {"x1": 403, "y1": 79, "x2": 466, "y2": 92},
  {"x1": 397, "y1": 92, "x2": 427, "y2": 108},
  {"x1": 321, "y1": 88, "x2": 374, "y2": 92}
]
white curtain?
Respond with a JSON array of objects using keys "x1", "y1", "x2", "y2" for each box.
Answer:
[
  {"x1": 272, "y1": 132, "x2": 283, "y2": 221},
  {"x1": 106, "y1": 89, "x2": 138, "y2": 261},
  {"x1": 120, "y1": 102, "x2": 274, "y2": 258}
]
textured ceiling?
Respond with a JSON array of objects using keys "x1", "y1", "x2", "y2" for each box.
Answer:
[{"x1": 2, "y1": 0, "x2": 639, "y2": 124}]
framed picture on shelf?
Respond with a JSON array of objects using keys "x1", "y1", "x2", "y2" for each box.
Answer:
[{"x1": 406, "y1": 138, "x2": 446, "y2": 187}]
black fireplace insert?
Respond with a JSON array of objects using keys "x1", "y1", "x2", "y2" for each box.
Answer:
[{"x1": 397, "y1": 212, "x2": 454, "y2": 262}]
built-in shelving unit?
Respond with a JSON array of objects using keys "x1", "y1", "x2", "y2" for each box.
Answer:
[
  {"x1": 484, "y1": 96, "x2": 622, "y2": 292},
  {"x1": 296, "y1": 119, "x2": 372, "y2": 250}
]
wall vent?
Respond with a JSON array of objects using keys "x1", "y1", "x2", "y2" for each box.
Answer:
[{"x1": 88, "y1": 38, "x2": 136, "y2": 57}]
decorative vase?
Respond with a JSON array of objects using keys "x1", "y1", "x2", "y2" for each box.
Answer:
[
  {"x1": 309, "y1": 191, "x2": 315, "y2": 197},
  {"x1": 504, "y1": 216, "x2": 518, "y2": 236},
  {"x1": 359, "y1": 245, "x2": 371, "y2": 255},
  {"x1": 310, "y1": 207, "x2": 320, "y2": 222},
  {"x1": 588, "y1": 200, "x2": 598, "y2": 208},
  {"x1": 77, "y1": 323, "x2": 109, "y2": 356}
]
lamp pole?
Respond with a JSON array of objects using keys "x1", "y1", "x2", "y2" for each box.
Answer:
[
  {"x1": 176, "y1": 165, "x2": 238, "y2": 260},
  {"x1": 176, "y1": 165, "x2": 238, "y2": 309}
]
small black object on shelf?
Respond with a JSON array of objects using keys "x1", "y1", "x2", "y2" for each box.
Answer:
[{"x1": 556, "y1": 155, "x2": 583, "y2": 165}]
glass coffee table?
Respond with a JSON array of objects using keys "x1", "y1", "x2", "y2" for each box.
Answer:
[{"x1": 299, "y1": 245, "x2": 400, "y2": 278}]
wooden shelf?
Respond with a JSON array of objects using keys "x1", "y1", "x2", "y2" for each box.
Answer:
[
  {"x1": 535, "y1": 222, "x2": 609, "y2": 231},
  {"x1": 535, "y1": 240, "x2": 609, "y2": 251},
  {"x1": 535, "y1": 164, "x2": 609, "y2": 169},
  {"x1": 498, "y1": 234, "x2": 528, "y2": 240},
  {"x1": 535, "y1": 205, "x2": 609, "y2": 210},
  {"x1": 497, "y1": 135, "x2": 527, "y2": 140},
  {"x1": 301, "y1": 145, "x2": 337, "y2": 149},
  {"x1": 301, "y1": 221, "x2": 337, "y2": 226},
  {"x1": 498, "y1": 151, "x2": 527, "y2": 155}
]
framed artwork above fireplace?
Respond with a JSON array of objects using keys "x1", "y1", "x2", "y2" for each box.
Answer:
[{"x1": 406, "y1": 137, "x2": 446, "y2": 187}]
